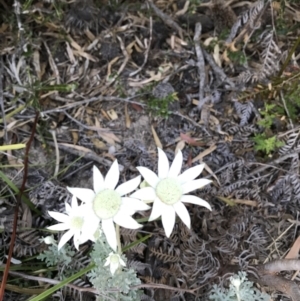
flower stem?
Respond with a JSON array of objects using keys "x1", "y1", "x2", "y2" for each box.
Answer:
[{"x1": 116, "y1": 224, "x2": 122, "y2": 255}]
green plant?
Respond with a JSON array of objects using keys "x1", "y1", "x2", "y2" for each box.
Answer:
[
  {"x1": 227, "y1": 49, "x2": 247, "y2": 65},
  {"x1": 147, "y1": 92, "x2": 178, "y2": 118},
  {"x1": 252, "y1": 103, "x2": 284, "y2": 154},
  {"x1": 252, "y1": 134, "x2": 284, "y2": 155}
]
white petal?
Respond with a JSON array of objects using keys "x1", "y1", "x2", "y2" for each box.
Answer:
[
  {"x1": 168, "y1": 150, "x2": 183, "y2": 177},
  {"x1": 71, "y1": 196, "x2": 78, "y2": 209},
  {"x1": 47, "y1": 223, "x2": 70, "y2": 231},
  {"x1": 181, "y1": 195, "x2": 212, "y2": 210},
  {"x1": 67, "y1": 187, "x2": 95, "y2": 204},
  {"x1": 177, "y1": 164, "x2": 205, "y2": 184},
  {"x1": 121, "y1": 197, "x2": 150, "y2": 214},
  {"x1": 157, "y1": 148, "x2": 169, "y2": 178},
  {"x1": 93, "y1": 165, "x2": 104, "y2": 193},
  {"x1": 119, "y1": 257, "x2": 126, "y2": 266},
  {"x1": 65, "y1": 202, "x2": 72, "y2": 214},
  {"x1": 173, "y1": 202, "x2": 191, "y2": 228},
  {"x1": 130, "y1": 187, "x2": 156, "y2": 201},
  {"x1": 104, "y1": 160, "x2": 119, "y2": 190},
  {"x1": 136, "y1": 167, "x2": 159, "y2": 188},
  {"x1": 104, "y1": 257, "x2": 110, "y2": 266},
  {"x1": 102, "y1": 219, "x2": 117, "y2": 251},
  {"x1": 148, "y1": 197, "x2": 166, "y2": 221},
  {"x1": 73, "y1": 231, "x2": 81, "y2": 250},
  {"x1": 58, "y1": 229, "x2": 74, "y2": 250},
  {"x1": 114, "y1": 211, "x2": 142, "y2": 229},
  {"x1": 77, "y1": 233, "x2": 89, "y2": 245},
  {"x1": 110, "y1": 262, "x2": 119, "y2": 275},
  {"x1": 116, "y1": 176, "x2": 141, "y2": 196},
  {"x1": 81, "y1": 215, "x2": 100, "y2": 240},
  {"x1": 48, "y1": 211, "x2": 69, "y2": 223},
  {"x1": 161, "y1": 206, "x2": 175, "y2": 237},
  {"x1": 181, "y1": 179, "x2": 212, "y2": 194}
]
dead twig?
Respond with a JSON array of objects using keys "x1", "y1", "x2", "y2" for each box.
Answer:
[
  {"x1": 193, "y1": 23, "x2": 206, "y2": 110},
  {"x1": 202, "y1": 48, "x2": 235, "y2": 87},
  {"x1": 129, "y1": 5, "x2": 153, "y2": 77},
  {"x1": 257, "y1": 259, "x2": 300, "y2": 301},
  {"x1": 0, "y1": 112, "x2": 39, "y2": 301},
  {"x1": 0, "y1": 56, "x2": 6, "y2": 140},
  {"x1": 147, "y1": 0, "x2": 184, "y2": 39},
  {"x1": 47, "y1": 141, "x2": 124, "y2": 170}
]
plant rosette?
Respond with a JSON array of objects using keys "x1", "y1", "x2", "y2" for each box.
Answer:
[
  {"x1": 68, "y1": 161, "x2": 150, "y2": 251},
  {"x1": 131, "y1": 148, "x2": 212, "y2": 237},
  {"x1": 47, "y1": 196, "x2": 96, "y2": 250}
]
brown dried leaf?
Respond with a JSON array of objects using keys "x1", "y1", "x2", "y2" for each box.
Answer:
[
  {"x1": 125, "y1": 104, "x2": 131, "y2": 128},
  {"x1": 192, "y1": 144, "x2": 217, "y2": 163},
  {"x1": 70, "y1": 130, "x2": 79, "y2": 145},
  {"x1": 98, "y1": 131, "x2": 121, "y2": 145},
  {"x1": 151, "y1": 125, "x2": 162, "y2": 149},
  {"x1": 92, "y1": 138, "x2": 107, "y2": 150},
  {"x1": 180, "y1": 132, "x2": 206, "y2": 146},
  {"x1": 33, "y1": 50, "x2": 42, "y2": 80},
  {"x1": 21, "y1": 203, "x2": 32, "y2": 228},
  {"x1": 175, "y1": 140, "x2": 185, "y2": 153},
  {"x1": 107, "y1": 109, "x2": 118, "y2": 120},
  {"x1": 286, "y1": 236, "x2": 300, "y2": 259}
]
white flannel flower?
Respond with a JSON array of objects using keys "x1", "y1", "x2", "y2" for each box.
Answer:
[
  {"x1": 68, "y1": 161, "x2": 150, "y2": 251},
  {"x1": 47, "y1": 196, "x2": 95, "y2": 250},
  {"x1": 104, "y1": 252, "x2": 126, "y2": 275},
  {"x1": 131, "y1": 148, "x2": 212, "y2": 237},
  {"x1": 41, "y1": 235, "x2": 56, "y2": 245},
  {"x1": 230, "y1": 273, "x2": 246, "y2": 301}
]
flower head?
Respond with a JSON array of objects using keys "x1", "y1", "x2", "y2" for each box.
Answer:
[
  {"x1": 68, "y1": 161, "x2": 150, "y2": 251},
  {"x1": 104, "y1": 252, "x2": 126, "y2": 275},
  {"x1": 41, "y1": 235, "x2": 56, "y2": 245},
  {"x1": 47, "y1": 196, "x2": 95, "y2": 250},
  {"x1": 131, "y1": 148, "x2": 212, "y2": 237}
]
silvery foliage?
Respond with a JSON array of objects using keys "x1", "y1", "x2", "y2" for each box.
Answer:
[
  {"x1": 88, "y1": 236, "x2": 142, "y2": 301},
  {"x1": 209, "y1": 272, "x2": 271, "y2": 301},
  {"x1": 37, "y1": 243, "x2": 76, "y2": 277}
]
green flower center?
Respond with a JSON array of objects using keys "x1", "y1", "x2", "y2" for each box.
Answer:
[
  {"x1": 155, "y1": 178, "x2": 182, "y2": 205},
  {"x1": 110, "y1": 254, "x2": 120, "y2": 264},
  {"x1": 93, "y1": 189, "x2": 121, "y2": 219},
  {"x1": 69, "y1": 216, "x2": 84, "y2": 231}
]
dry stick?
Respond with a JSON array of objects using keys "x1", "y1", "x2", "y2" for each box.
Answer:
[
  {"x1": 0, "y1": 112, "x2": 39, "y2": 301},
  {"x1": 146, "y1": 0, "x2": 184, "y2": 39},
  {"x1": 280, "y1": 90, "x2": 294, "y2": 129},
  {"x1": 92, "y1": 35, "x2": 130, "y2": 96},
  {"x1": 43, "y1": 41, "x2": 60, "y2": 84},
  {"x1": 50, "y1": 129, "x2": 60, "y2": 178},
  {"x1": 8, "y1": 271, "x2": 97, "y2": 294},
  {"x1": 278, "y1": 35, "x2": 300, "y2": 77},
  {"x1": 201, "y1": 48, "x2": 235, "y2": 87},
  {"x1": 8, "y1": 270, "x2": 197, "y2": 296},
  {"x1": 129, "y1": 4, "x2": 153, "y2": 77},
  {"x1": 208, "y1": 150, "x2": 300, "y2": 180},
  {"x1": 0, "y1": 56, "x2": 6, "y2": 141},
  {"x1": 172, "y1": 112, "x2": 211, "y2": 135},
  {"x1": 116, "y1": 36, "x2": 130, "y2": 78},
  {"x1": 193, "y1": 23, "x2": 206, "y2": 110},
  {"x1": 7, "y1": 271, "x2": 116, "y2": 301},
  {"x1": 258, "y1": 274, "x2": 300, "y2": 301},
  {"x1": 257, "y1": 259, "x2": 300, "y2": 301},
  {"x1": 244, "y1": 150, "x2": 300, "y2": 179},
  {"x1": 43, "y1": 95, "x2": 145, "y2": 114},
  {"x1": 46, "y1": 141, "x2": 125, "y2": 170},
  {"x1": 132, "y1": 283, "x2": 197, "y2": 295}
]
